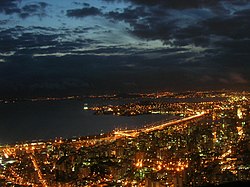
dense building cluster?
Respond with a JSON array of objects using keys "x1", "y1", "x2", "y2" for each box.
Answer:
[{"x1": 0, "y1": 91, "x2": 250, "y2": 186}]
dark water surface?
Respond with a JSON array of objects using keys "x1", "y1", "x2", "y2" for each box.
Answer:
[{"x1": 0, "y1": 99, "x2": 169, "y2": 144}]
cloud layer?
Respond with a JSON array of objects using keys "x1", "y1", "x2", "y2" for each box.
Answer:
[{"x1": 0, "y1": 0, "x2": 250, "y2": 97}]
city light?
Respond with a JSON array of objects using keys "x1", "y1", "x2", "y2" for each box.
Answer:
[{"x1": 0, "y1": 91, "x2": 250, "y2": 186}]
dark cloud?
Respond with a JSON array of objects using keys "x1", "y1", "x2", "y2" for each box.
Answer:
[
  {"x1": 203, "y1": 16, "x2": 250, "y2": 40},
  {"x1": 67, "y1": 7, "x2": 102, "y2": 18},
  {"x1": 104, "y1": 0, "x2": 221, "y2": 9},
  {"x1": 39, "y1": 2, "x2": 48, "y2": 8},
  {"x1": 132, "y1": 0, "x2": 220, "y2": 9},
  {"x1": 106, "y1": 6, "x2": 176, "y2": 42},
  {"x1": 1, "y1": 53, "x2": 249, "y2": 98},
  {"x1": 107, "y1": 6, "x2": 150, "y2": 21},
  {"x1": 102, "y1": 0, "x2": 250, "y2": 92},
  {"x1": 105, "y1": 0, "x2": 250, "y2": 61},
  {"x1": 19, "y1": 2, "x2": 48, "y2": 18},
  {"x1": 0, "y1": 0, "x2": 20, "y2": 15},
  {"x1": 73, "y1": 2, "x2": 90, "y2": 7},
  {"x1": 1, "y1": 0, "x2": 250, "y2": 98},
  {"x1": 0, "y1": 1, "x2": 48, "y2": 18},
  {"x1": 0, "y1": 26, "x2": 102, "y2": 55},
  {"x1": 0, "y1": 26, "x2": 59, "y2": 53},
  {"x1": 0, "y1": 19, "x2": 9, "y2": 25}
]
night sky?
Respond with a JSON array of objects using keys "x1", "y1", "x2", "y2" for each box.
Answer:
[{"x1": 0, "y1": 0, "x2": 250, "y2": 98}]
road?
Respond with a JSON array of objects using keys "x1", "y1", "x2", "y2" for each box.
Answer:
[{"x1": 114, "y1": 111, "x2": 207, "y2": 137}]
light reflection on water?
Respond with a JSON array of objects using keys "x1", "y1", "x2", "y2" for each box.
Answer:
[{"x1": 0, "y1": 99, "x2": 169, "y2": 144}]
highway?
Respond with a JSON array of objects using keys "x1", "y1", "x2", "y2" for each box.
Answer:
[
  {"x1": 72, "y1": 111, "x2": 207, "y2": 147},
  {"x1": 114, "y1": 111, "x2": 207, "y2": 137}
]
